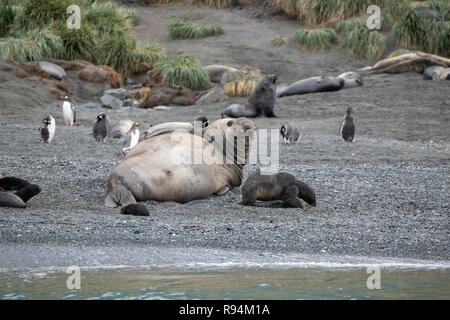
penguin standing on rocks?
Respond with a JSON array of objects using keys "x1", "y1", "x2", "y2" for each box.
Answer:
[
  {"x1": 61, "y1": 96, "x2": 76, "y2": 126},
  {"x1": 93, "y1": 112, "x2": 108, "y2": 142},
  {"x1": 39, "y1": 114, "x2": 56, "y2": 143},
  {"x1": 340, "y1": 107, "x2": 355, "y2": 143},
  {"x1": 121, "y1": 122, "x2": 140, "y2": 155},
  {"x1": 280, "y1": 121, "x2": 301, "y2": 144}
]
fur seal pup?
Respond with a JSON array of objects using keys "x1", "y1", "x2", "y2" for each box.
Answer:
[
  {"x1": 93, "y1": 112, "x2": 108, "y2": 142},
  {"x1": 280, "y1": 121, "x2": 301, "y2": 144},
  {"x1": 120, "y1": 203, "x2": 150, "y2": 216},
  {"x1": 340, "y1": 107, "x2": 355, "y2": 143},
  {"x1": 221, "y1": 74, "x2": 277, "y2": 118},
  {"x1": 241, "y1": 170, "x2": 316, "y2": 208},
  {"x1": 337, "y1": 72, "x2": 364, "y2": 88},
  {"x1": 0, "y1": 176, "x2": 41, "y2": 208},
  {"x1": 105, "y1": 118, "x2": 256, "y2": 210},
  {"x1": 205, "y1": 65, "x2": 239, "y2": 83},
  {"x1": 61, "y1": 96, "x2": 76, "y2": 126},
  {"x1": 39, "y1": 114, "x2": 56, "y2": 143},
  {"x1": 277, "y1": 76, "x2": 344, "y2": 98}
]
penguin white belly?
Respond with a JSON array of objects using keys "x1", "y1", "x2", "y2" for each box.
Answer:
[
  {"x1": 48, "y1": 118, "x2": 56, "y2": 142},
  {"x1": 63, "y1": 102, "x2": 74, "y2": 125},
  {"x1": 129, "y1": 129, "x2": 139, "y2": 149}
]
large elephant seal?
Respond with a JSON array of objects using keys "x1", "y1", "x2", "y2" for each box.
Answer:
[
  {"x1": 241, "y1": 170, "x2": 316, "y2": 208},
  {"x1": 221, "y1": 74, "x2": 277, "y2": 118},
  {"x1": 105, "y1": 118, "x2": 256, "y2": 211},
  {"x1": 0, "y1": 176, "x2": 41, "y2": 208},
  {"x1": 205, "y1": 65, "x2": 238, "y2": 83},
  {"x1": 277, "y1": 76, "x2": 344, "y2": 98}
]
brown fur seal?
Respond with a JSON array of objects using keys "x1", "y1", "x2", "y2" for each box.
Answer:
[
  {"x1": 205, "y1": 65, "x2": 238, "y2": 83},
  {"x1": 105, "y1": 118, "x2": 256, "y2": 212},
  {"x1": 241, "y1": 170, "x2": 316, "y2": 208},
  {"x1": 277, "y1": 76, "x2": 344, "y2": 97},
  {"x1": 0, "y1": 176, "x2": 41, "y2": 208},
  {"x1": 221, "y1": 74, "x2": 277, "y2": 118}
]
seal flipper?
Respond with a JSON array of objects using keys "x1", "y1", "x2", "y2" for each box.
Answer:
[
  {"x1": 15, "y1": 184, "x2": 41, "y2": 203},
  {"x1": 0, "y1": 191, "x2": 26, "y2": 208},
  {"x1": 105, "y1": 184, "x2": 137, "y2": 208},
  {"x1": 121, "y1": 204, "x2": 149, "y2": 216}
]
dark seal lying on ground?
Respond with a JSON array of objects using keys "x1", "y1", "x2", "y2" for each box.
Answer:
[
  {"x1": 241, "y1": 169, "x2": 316, "y2": 208},
  {"x1": 277, "y1": 76, "x2": 344, "y2": 97},
  {"x1": 105, "y1": 118, "x2": 256, "y2": 215},
  {"x1": 0, "y1": 175, "x2": 41, "y2": 208},
  {"x1": 221, "y1": 74, "x2": 277, "y2": 118}
]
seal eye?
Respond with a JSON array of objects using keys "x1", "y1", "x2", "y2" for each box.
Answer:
[{"x1": 227, "y1": 120, "x2": 233, "y2": 127}]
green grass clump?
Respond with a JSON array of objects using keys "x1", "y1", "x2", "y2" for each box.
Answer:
[
  {"x1": 393, "y1": 6, "x2": 449, "y2": 56},
  {"x1": 294, "y1": 28, "x2": 337, "y2": 51},
  {"x1": 342, "y1": 24, "x2": 387, "y2": 60},
  {"x1": 429, "y1": 0, "x2": 450, "y2": 20},
  {"x1": 0, "y1": 28, "x2": 64, "y2": 62},
  {"x1": 0, "y1": 3, "x2": 15, "y2": 37},
  {"x1": 154, "y1": 55, "x2": 211, "y2": 90},
  {"x1": 271, "y1": 36, "x2": 289, "y2": 47},
  {"x1": 22, "y1": 0, "x2": 71, "y2": 29},
  {"x1": 193, "y1": 0, "x2": 247, "y2": 8},
  {"x1": 168, "y1": 19, "x2": 224, "y2": 39}
]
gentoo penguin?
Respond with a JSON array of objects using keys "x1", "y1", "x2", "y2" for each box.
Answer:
[
  {"x1": 122, "y1": 122, "x2": 140, "y2": 155},
  {"x1": 93, "y1": 112, "x2": 108, "y2": 142},
  {"x1": 280, "y1": 121, "x2": 301, "y2": 144},
  {"x1": 340, "y1": 107, "x2": 355, "y2": 143},
  {"x1": 61, "y1": 96, "x2": 76, "y2": 126},
  {"x1": 39, "y1": 114, "x2": 56, "y2": 143}
]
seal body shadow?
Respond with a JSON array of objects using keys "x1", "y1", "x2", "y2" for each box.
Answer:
[{"x1": 241, "y1": 170, "x2": 316, "y2": 209}]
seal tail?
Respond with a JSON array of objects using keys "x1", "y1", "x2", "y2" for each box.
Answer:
[{"x1": 105, "y1": 184, "x2": 137, "y2": 208}]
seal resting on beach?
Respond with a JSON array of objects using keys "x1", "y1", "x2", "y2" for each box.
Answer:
[
  {"x1": 241, "y1": 170, "x2": 316, "y2": 208},
  {"x1": 105, "y1": 118, "x2": 256, "y2": 213},
  {"x1": 205, "y1": 65, "x2": 238, "y2": 83},
  {"x1": 337, "y1": 72, "x2": 364, "y2": 88},
  {"x1": 221, "y1": 74, "x2": 277, "y2": 118},
  {"x1": 0, "y1": 175, "x2": 41, "y2": 208},
  {"x1": 277, "y1": 76, "x2": 344, "y2": 97}
]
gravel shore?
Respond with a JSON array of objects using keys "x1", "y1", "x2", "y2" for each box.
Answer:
[{"x1": 0, "y1": 4, "x2": 449, "y2": 269}]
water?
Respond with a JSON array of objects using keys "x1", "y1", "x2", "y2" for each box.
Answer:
[{"x1": 1, "y1": 266, "x2": 449, "y2": 300}]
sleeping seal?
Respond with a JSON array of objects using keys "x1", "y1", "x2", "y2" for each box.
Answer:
[
  {"x1": 277, "y1": 76, "x2": 344, "y2": 97},
  {"x1": 105, "y1": 118, "x2": 256, "y2": 212},
  {"x1": 0, "y1": 176, "x2": 41, "y2": 208},
  {"x1": 241, "y1": 170, "x2": 316, "y2": 208},
  {"x1": 337, "y1": 72, "x2": 364, "y2": 88},
  {"x1": 221, "y1": 74, "x2": 277, "y2": 118}
]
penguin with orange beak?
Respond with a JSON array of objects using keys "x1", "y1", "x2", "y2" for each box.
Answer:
[
  {"x1": 93, "y1": 112, "x2": 108, "y2": 142},
  {"x1": 39, "y1": 114, "x2": 56, "y2": 143}
]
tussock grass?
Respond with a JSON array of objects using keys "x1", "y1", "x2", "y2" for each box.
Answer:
[
  {"x1": 271, "y1": 36, "x2": 289, "y2": 47},
  {"x1": 224, "y1": 66, "x2": 261, "y2": 97},
  {"x1": 0, "y1": 3, "x2": 15, "y2": 37},
  {"x1": 140, "y1": 0, "x2": 246, "y2": 7},
  {"x1": 342, "y1": 24, "x2": 387, "y2": 60},
  {"x1": 387, "y1": 48, "x2": 412, "y2": 58},
  {"x1": 429, "y1": 0, "x2": 450, "y2": 20},
  {"x1": 154, "y1": 55, "x2": 211, "y2": 90},
  {"x1": 294, "y1": 28, "x2": 337, "y2": 51},
  {"x1": 168, "y1": 19, "x2": 224, "y2": 39}
]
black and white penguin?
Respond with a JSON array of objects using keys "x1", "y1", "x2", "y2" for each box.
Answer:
[
  {"x1": 61, "y1": 96, "x2": 76, "y2": 126},
  {"x1": 280, "y1": 121, "x2": 301, "y2": 144},
  {"x1": 340, "y1": 107, "x2": 355, "y2": 143},
  {"x1": 196, "y1": 116, "x2": 209, "y2": 128},
  {"x1": 122, "y1": 122, "x2": 140, "y2": 155},
  {"x1": 39, "y1": 114, "x2": 56, "y2": 143},
  {"x1": 93, "y1": 112, "x2": 108, "y2": 142}
]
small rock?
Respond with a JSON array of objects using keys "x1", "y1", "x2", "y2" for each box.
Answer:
[
  {"x1": 197, "y1": 87, "x2": 227, "y2": 105},
  {"x1": 101, "y1": 94, "x2": 123, "y2": 109},
  {"x1": 103, "y1": 88, "x2": 128, "y2": 100}
]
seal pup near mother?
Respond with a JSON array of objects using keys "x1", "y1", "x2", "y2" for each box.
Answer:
[
  {"x1": 221, "y1": 74, "x2": 277, "y2": 118},
  {"x1": 241, "y1": 170, "x2": 316, "y2": 208},
  {"x1": 277, "y1": 76, "x2": 344, "y2": 98},
  {"x1": 105, "y1": 118, "x2": 256, "y2": 214}
]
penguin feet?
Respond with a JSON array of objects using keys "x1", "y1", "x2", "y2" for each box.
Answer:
[{"x1": 120, "y1": 204, "x2": 150, "y2": 216}]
